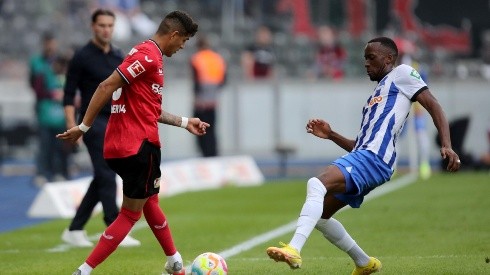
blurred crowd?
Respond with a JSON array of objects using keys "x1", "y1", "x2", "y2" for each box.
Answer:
[{"x1": 0, "y1": 0, "x2": 489, "y2": 81}]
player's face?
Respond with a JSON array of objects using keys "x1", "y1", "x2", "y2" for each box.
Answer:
[
  {"x1": 364, "y1": 42, "x2": 392, "y2": 82},
  {"x1": 92, "y1": 15, "x2": 115, "y2": 45},
  {"x1": 164, "y1": 31, "x2": 190, "y2": 57}
]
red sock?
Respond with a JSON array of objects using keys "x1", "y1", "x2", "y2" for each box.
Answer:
[
  {"x1": 86, "y1": 207, "x2": 141, "y2": 268},
  {"x1": 143, "y1": 194, "x2": 177, "y2": 256}
]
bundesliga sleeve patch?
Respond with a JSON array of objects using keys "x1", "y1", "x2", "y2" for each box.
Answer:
[
  {"x1": 409, "y1": 69, "x2": 421, "y2": 80},
  {"x1": 127, "y1": 60, "x2": 146, "y2": 78}
]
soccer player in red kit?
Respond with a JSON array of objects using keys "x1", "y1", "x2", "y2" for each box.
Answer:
[{"x1": 57, "y1": 11, "x2": 204, "y2": 275}]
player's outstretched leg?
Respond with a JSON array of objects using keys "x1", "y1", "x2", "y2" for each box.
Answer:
[
  {"x1": 266, "y1": 242, "x2": 302, "y2": 269},
  {"x1": 266, "y1": 177, "x2": 327, "y2": 269}
]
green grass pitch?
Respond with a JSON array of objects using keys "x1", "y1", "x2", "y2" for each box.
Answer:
[{"x1": 0, "y1": 172, "x2": 489, "y2": 274}]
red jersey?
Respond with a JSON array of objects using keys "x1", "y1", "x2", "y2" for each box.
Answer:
[{"x1": 104, "y1": 40, "x2": 164, "y2": 159}]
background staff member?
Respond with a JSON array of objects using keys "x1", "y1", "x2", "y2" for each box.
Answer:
[
  {"x1": 190, "y1": 35, "x2": 226, "y2": 157},
  {"x1": 62, "y1": 9, "x2": 140, "y2": 247}
]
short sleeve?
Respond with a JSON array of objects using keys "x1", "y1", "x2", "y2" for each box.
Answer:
[
  {"x1": 116, "y1": 46, "x2": 155, "y2": 84},
  {"x1": 394, "y1": 64, "x2": 428, "y2": 102}
]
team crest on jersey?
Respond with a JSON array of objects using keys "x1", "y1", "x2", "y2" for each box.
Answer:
[
  {"x1": 127, "y1": 60, "x2": 146, "y2": 78},
  {"x1": 410, "y1": 69, "x2": 421, "y2": 80}
]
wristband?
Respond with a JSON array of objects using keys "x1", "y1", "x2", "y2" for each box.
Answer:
[
  {"x1": 78, "y1": 122, "x2": 91, "y2": 133},
  {"x1": 180, "y1": 117, "x2": 189, "y2": 128}
]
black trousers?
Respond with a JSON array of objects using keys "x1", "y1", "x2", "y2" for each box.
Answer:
[
  {"x1": 69, "y1": 116, "x2": 118, "y2": 230},
  {"x1": 194, "y1": 108, "x2": 218, "y2": 157}
]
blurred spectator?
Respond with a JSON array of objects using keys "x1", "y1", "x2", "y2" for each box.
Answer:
[
  {"x1": 96, "y1": 0, "x2": 157, "y2": 42},
  {"x1": 308, "y1": 25, "x2": 347, "y2": 81},
  {"x1": 241, "y1": 25, "x2": 275, "y2": 80},
  {"x1": 28, "y1": 32, "x2": 70, "y2": 186},
  {"x1": 190, "y1": 35, "x2": 227, "y2": 157}
]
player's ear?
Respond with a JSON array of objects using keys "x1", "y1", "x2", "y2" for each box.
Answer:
[
  {"x1": 386, "y1": 53, "x2": 395, "y2": 65},
  {"x1": 170, "y1": 30, "x2": 180, "y2": 38}
]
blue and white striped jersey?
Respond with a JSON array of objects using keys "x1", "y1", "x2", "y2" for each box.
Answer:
[{"x1": 353, "y1": 64, "x2": 428, "y2": 169}]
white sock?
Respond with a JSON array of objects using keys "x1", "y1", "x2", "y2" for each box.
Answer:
[
  {"x1": 78, "y1": 262, "x2": 93, "y2": 275},
  {"x1": 167, "y1": 251, "x2": 182, "y2": 264},
  {"x1": 315, "y1": 218, "x2": 370, "y2": 267},
  {"x1": 289, "y1": 177, "x2": 327, "y2": 252}
]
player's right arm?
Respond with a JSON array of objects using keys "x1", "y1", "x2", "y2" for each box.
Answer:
[
  {"x1": 57, "y1": 71, "x2": 125, "y2": 143},
  {"x1": 306, "y1": 118, "x2": 356, "y2": 152}
]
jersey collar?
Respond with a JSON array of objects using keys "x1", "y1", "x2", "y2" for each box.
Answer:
[{"x1": 148, "y1": 39, "x2": 164, "y2": 57}]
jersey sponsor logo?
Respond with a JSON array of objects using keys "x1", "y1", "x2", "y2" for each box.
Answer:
[
  {"x1": 369, "y1": 95, "x2": 383, "y2": 106},
  {"x1": 410, "y1": 69, "x2": 421, "y2": 80},
  {"x1": 127, "y1": 60, "x2": 146, "y2": 78},
  {"x1": 154, "y1": 177, "x2": 160, "y2": 188},
  {"x1": 112, "y1": 88, "x2": 122, "y2": 101},
  {"x1": 151, "y1": 83, "x2": 163, "y2": 95},
  {"x1": 158, "y1": 68, "x2": 163, "y2": 75},
  {"x1": 145, "y1": 55, "x2": 153, "y2": 62},
  {"x1": 154, "y1": 220, "x2": 167, "y2": 229},
  {"x1": 128, "y1": 47, "x2": 138, "y2": 55},
  {"x1": 111, "y1": 104, "x2": 126, "y2": 113}
]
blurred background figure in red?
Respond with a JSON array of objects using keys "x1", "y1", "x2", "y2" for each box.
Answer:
[
  {"x1": 241, "y1": 25, "x2": 275, "y2": 80},
  {"x1": 307, "y1": 25, "x2": 346, "y2": 81}
]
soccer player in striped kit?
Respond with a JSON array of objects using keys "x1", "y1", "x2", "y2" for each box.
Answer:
[{"x1": 267, "y1": 37, "x2": 461, "y2": 274}]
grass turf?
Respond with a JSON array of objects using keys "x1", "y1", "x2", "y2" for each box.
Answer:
[{"x1": 0, "y1": 172, "x2": 489, "y2": 274}]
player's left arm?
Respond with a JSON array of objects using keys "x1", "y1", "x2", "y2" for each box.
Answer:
[
  {"x1": 415, "y1": 89, "x2": 461, "y2": 172},
  {"x1": 158, "y1": 110, "x2": 210, "y2": 136}
]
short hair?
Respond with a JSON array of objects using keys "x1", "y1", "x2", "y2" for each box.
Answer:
[
  {"x1": 91, "y1": 9, "x2": 115, "y2": 23},
  {"x1": 157, "y1": 10, "x2": 198, "y2": 37},
  {"x1": 368, "y1": 37, "x2": 398, "y2": 58}
]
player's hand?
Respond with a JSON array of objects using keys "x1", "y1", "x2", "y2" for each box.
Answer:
[
  {"x1": 306, "y1": 118, "x2": 332, "y2": 139},
  {"x1": 65, "y1": 122, "x2": 83, "y2": 145},
  {"x1": 187, "y1": 117, "x2": 210, "y2": 136},
  {"x1": 440, "y1": 147, "x2": 461, "y2": 172},
  {"x1": 56, "y1": 125, "x2": 84, "y2": 144}
]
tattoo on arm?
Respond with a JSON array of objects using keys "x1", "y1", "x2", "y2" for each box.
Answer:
[{"x1": 158, "y1": 110, "x2": 181, "y2": 126}]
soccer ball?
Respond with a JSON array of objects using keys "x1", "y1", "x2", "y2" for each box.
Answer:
[{"x1": 191, "y1": 252, "x2": 228, "y2": 275}]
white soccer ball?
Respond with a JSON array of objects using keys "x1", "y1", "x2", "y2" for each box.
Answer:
[{"x1": 191, "y1": 252, "x2": 228, "y2": 275}]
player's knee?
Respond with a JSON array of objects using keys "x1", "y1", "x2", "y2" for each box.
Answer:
[{"x1": 307, "y1": 177, "x2": 327, "y2": 197}]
